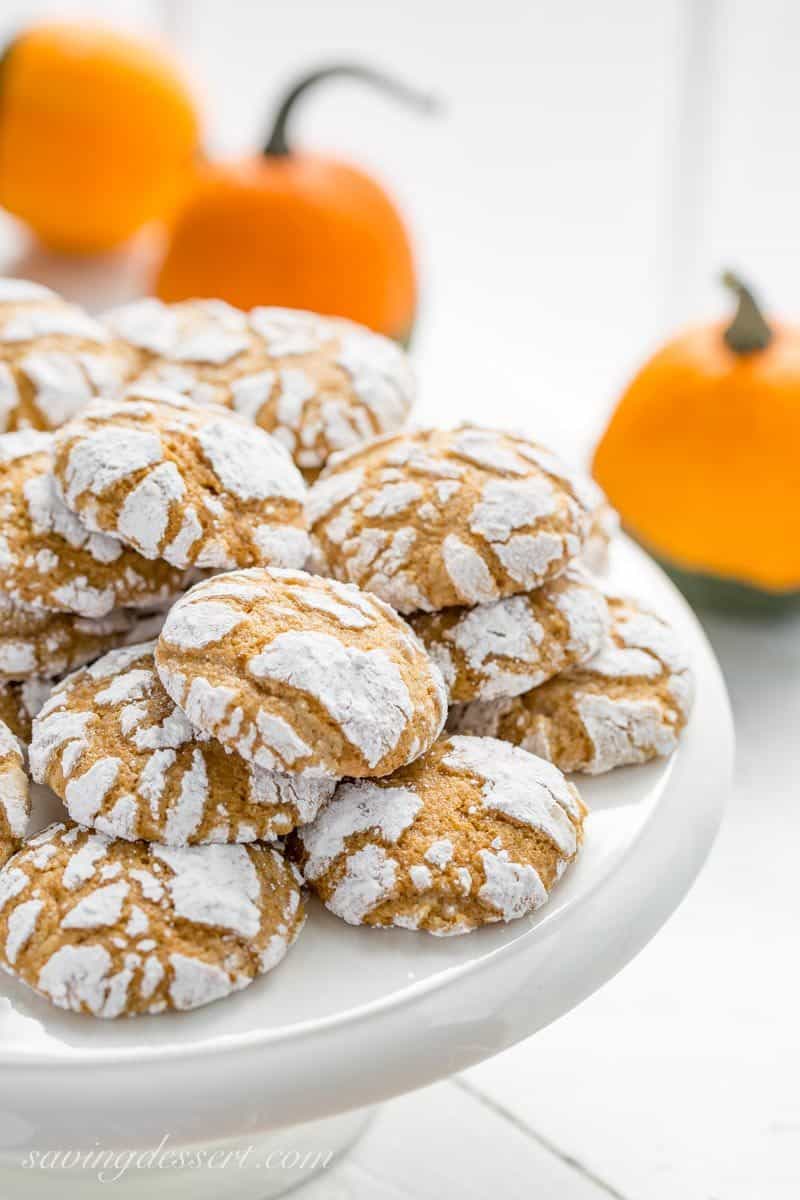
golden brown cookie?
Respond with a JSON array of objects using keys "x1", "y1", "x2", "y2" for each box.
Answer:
[
  {"x1": 0, "y1": 822, "x2": 304, "y2": 1017},
  {"x1": 0, "y1": 429, "x2": 186, "y2": 617},
  {"x1": 31, "y1": 642, "x2": 335, "y2": 845},
  {"x1": 409, "y1": 566, "x2": 609, "y2": 702},
  {"x1": 0, "y1": 279, "x2": 132, "y2": 431},
  {"x1": 51, "y1": 385, "x2": 310, "y2": 570},
  {"x1": 103, "y1": 299, "x2": 415, "y2": 476},
  {"x1": 0, "y1": 718, "x2": 29, "y2": 867},
  {"x1": 449, "y1": 596, "x2": 693, "y2": 774},
  {"x1": 582, "y1": 478, "x2": 618, "y2": 573},
  {"x1": 155, "y1": 568, "x2": 448, "y2": 779},
  {"x1": 0, "y1": 594, "x2": 151, "y2": 682},
  {"x1": 306, "y1": 425, "x2": 590, "y2": 612},
  {"x1": 291, "y1": 734, "x2": 585, "y2": 935}
]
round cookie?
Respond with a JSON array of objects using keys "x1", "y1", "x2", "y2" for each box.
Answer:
[
  {"x1": 31, "y1": 642, "x2": 336, "y2": 845},
  {"x1": 450, "y1": 596, "x2": 693, "y2": 774},
  {"x1": 155, "y1": 568, "x2": 448, "y2": 779},
  {"x1": 306, "y1": 425, "x2": 590, "y2": 613},
  {"x1": 0, "y1": 278, "x2": 132, "y2": 432},
  {"x1": 409, "y1": 566, "x2": 610, "y2": 703},
  {"x1": 0, "y1": 429, "x2": 186, "y2": 617},
  {"x1": 291, "y1": 733, "x2": 585, "y2": 935},
  {"x1": 104, "y1": 299, "x2": 415, "y2": 476},
  {"x1": 51, "y1": 385, "x2": 310, "y2": 570},
  {"x1": 0, "y1": 595, "x2": 151, "y2": 682},
  {"x1": 0, "y1": 719, "x2": 29, "y2": 867},
  {"x1": 0, "y1": 678, "x2": 51, "y2": 746},
  {"x1": 0, "y1": 823, "x2": 304, "y2": 1017}
]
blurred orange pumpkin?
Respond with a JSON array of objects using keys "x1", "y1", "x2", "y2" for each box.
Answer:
[
  {"x1": 593, "y1": 272, "x2": 800, "y2": 608},
  {"x1": 0, "y1": 21, "x2": 200, "y2": 253},
  {"x1": 156, "y1": 64, "x2": 434, "y2": 342}
]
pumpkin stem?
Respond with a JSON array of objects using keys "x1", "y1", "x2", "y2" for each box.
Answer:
[
  {"x1": 263, "y1": 63, "x2": 439, "y2": 157},
  {"x1": 722, "y1": 271, "x2": 773, "y2": 354}
]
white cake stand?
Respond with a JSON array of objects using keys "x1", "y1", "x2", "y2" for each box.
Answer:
[{"x1": 0, "y1": 538, "x2": 733, "y2": 1199}]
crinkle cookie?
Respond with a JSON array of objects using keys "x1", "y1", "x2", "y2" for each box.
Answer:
[
  {"x1": 409, "y1": 567, "x2": 610, "y2": 703},
  {"x1": 51, "y1": 386, "x2": 310, "y2": 571},
  {"x1": 0, "y1": 719, "x2": 29, "y2": 867},
  {"x1": 291, "y1": 734, "x2": 585, "y2": 935},
  {"x1": 0, "y1": 278, "x2": 132, "y2": 432},
  {"x1": 0, "y1": 823, "x2": 304, "y2": 1017},
  {"x1": 0, "y1": 429, "x2": 186, "y2": 617},
  {"x1": 31, "y1": 643, "x2": 335, "y2": 845},
  {"x1": 156, "y1": 568, "x2": 448, "y2": 779},
  {"x1": 104, "y1": 299, "x2": 415, "y2": 476},
  {"x1": 0, "y1": 595, "x2": 148, "y2": 682},
  {"x1": 450, "y1": 596, "x2": 693, "y2": 774},
  {"x1": 0, "y1": 678, "x2": 51, "y2": 746},
  {"x1": 307, "y1": 425, "x2": 590, "y2": 613}
]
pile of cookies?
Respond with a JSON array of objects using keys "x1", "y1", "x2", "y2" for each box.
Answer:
[{"x1": 0, "y1": 281, "x2": 692, "y2": 1021}]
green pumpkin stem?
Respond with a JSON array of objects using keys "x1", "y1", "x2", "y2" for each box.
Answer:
[
  {"x1": 263, "y1": 63, "x2": 439, "y2": 157},
  {"x1": 722, "y1": 271, "x2": 773, "y2": 354}
]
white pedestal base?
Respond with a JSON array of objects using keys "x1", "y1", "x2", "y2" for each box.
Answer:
[{"x1": 0, "y1": 1107, "x2": 374, "y2": 1199}]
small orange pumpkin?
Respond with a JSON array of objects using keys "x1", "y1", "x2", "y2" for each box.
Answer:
[
  {"x1": 593, "y1": 272, "x2": 800, "y2": 608},
  {"x1": 0, "y1": 21, "x2": 200, "y2": 253},
  {"x1": 156, "y1": 64, "x2": 435, "y2": 342}
]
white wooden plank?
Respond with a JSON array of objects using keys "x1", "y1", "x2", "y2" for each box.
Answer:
[{"x1": 301, "y1": 1079, "x2": 613, "y2": 1199}]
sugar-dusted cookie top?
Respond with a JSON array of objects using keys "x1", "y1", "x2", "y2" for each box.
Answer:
[
  {"x1": 104, "y1": 299, "x2": 415, "y2": 477},
  {"x1": 0, "y1": 430, "x2": 186, "y2": 617},
  {"x1": 51, "y1": 385, "x2": 310, "y2": 571},
  {"x1": 0, "y1": 594, "x2": 148, "y2": 683},
  {"x1": 156, "y1": 568, "x2": 448, "y2": 779},
  {"x1": 291, "y1": 734, "x2": 586, "y2": 935},
  {"x1": 0, "y1": 279, "x2": 132, "y2": 432},
  {"x1": 0, "y1": 718, "x2": 29, "y2": 867},
  {"x1": 409, "y1": 566, "x2": 610, "y2": 703},
  {"x1": 0, "y1": 822, "x2": 304, "y2": 1017},
  {"x1": 306, "y1": 425, "x2": 591, "y2": 613},
  {"x1": 31, "y1": 642, "x2": 335, "y2": 845},
  {"x1": 450, "y1": 596, "x2": 693, "y2": 774},
  {"x1": 582, "y1": 478, "x2": 619, "y2": 574}
]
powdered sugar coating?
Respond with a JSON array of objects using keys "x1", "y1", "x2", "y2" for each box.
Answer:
[
  {"x1": 0, "y1": 284, "x2": 131, "y2": 432},
  {"x1": 410, "y1": 566, "x2": 610, "y2": 702},
  {"x1": 307, "y1": 426, "x2": 590, "y2": 612},
  {"x1": 292, "y1": 734, "x2": 585, "y2": 935},
  {"x1": 0, "y1": 823, "x2": 304, "y2": 1017},
  {"x1": 31, "y1": 643, "x2": 334, "y2": 844},
  {"x1": 51, "y1": 387, "x2": 309, "y2": 570},
  {"x1": 156, "y1": 568, "x2": 447, "y2": 779},
  {"x1": 0, "y1": 593, "x2": 157, "y2": 683},
  {"x1": 0, "y1": 718, "x2": 29, "y2": 867},
  {"x1": 0, "y1": 431, "x2": 186, "y2": 616},
  {"x1": 450, "y1": 595, "x2": 693, "y2": 774},
  {"x1": 104, "y1": 300, "x2": 415, "y2": 477}
]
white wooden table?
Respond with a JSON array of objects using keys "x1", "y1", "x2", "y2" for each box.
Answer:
[{"x1": 1, "y1": 1, "x2": 797, "y2": 1195}]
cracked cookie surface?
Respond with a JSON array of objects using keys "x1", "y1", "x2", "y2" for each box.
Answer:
[
  {"x1": 31, "y1": 642, "x2": 335, "y2": 845},
  {"x1": 0, "y1": 279, "x2": 132, "y2": 431},
  {"x1": 155, "y1": 568, "x2": 448, "y2": 779},
  {"x1": 0, "y1": 718, "x2": 29, "y2": 867},
  {"x1": 306, "y1": 425, "x2": 591, "y2": 612},
  {"x1": 104, "y1": 299, "x2": 414, "y2": 477},
  {"x1": 291, "y1": 734, "x2": 585, "y2": 935},
  {"x1": 449, "y1": 596, "x2": 693, "y2": 773},
  {"x1": 51, "y1": 386, "x2": 310, "y2": 571},
  {"x1": 0, "y1": 822, "x2": 304, "y2": 1017}
]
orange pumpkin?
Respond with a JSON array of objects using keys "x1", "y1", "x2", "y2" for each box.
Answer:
[
  {"x1": 593, "y1": 272, "x2": 800, "y2": 607},
  {"x1": 0, "y1": 21, "x2": 200, "y2": 253},
  {"x1": 156, "y1": 64, "x2": 434, "y2": 342}
]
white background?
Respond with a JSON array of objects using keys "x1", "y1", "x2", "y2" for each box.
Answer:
[{"x1": 0, "y1": 2, "x2": 798, "y2": 1197}]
